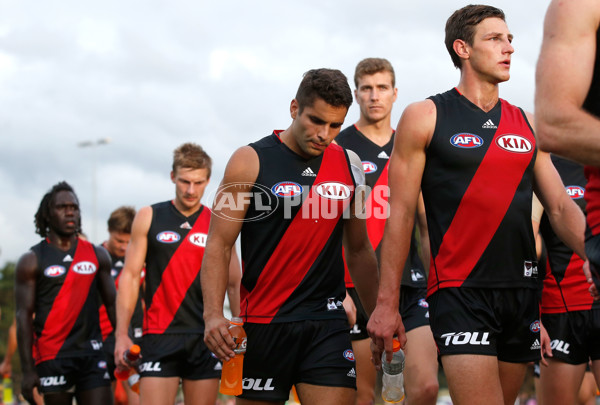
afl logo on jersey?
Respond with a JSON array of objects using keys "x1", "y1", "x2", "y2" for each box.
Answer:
[
  {"x1": 530, "y1": 320, "x2": 541, "y2": 333},
  {"x1": 450, "y1": 133, "x2": 483, "y2": 148},
  {"x1": 496, "y1": 134, "x2": 533, "y2": 153},
  {"x1": 188, "y1": 232, "x2": 208, "y2": 247},
  {"x1": 157, "y1": 231, "x2": 180, "y2": 244},
  {"x1": 566, "y1": 185, "x2": 585, "y2": 199},
  {"x1": 271, "y1": 182, "x2": 303, "y2": 197},
  {"x1": 44, "y1": 265, "x2": 66, "y2": 278},
  {"x1": 362, "y1": 161, "x2": 377, "y2": 174},
  {"x1": 343, "y1": 349, "x2": 355, "y2": 362},
  {"x1": 315, "y1": 182, "x2": 352, "y2": 200},
  {"x1": 72, "y1": 261, "x2": 97, "y2": 275}
]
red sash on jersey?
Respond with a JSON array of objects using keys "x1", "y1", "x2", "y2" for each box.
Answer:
[
  {"x1": 542, "y1": 253, "x2": 592, "y2": 313},
  {"x1": 34, "y1": 239, "x2": 98, "y2": 364},
  {"x1": 585, "y1": 166, "x2": 600, "y2": 234},
  {"x1": 242, "y1": 144, "x2": 354, "y2": 323},
  {"x1": 428, "y1": 101, "x2": 535, "y2": 294},
  {"x1": 144, "y1": 208, "x2": 210, "y2": 334}
]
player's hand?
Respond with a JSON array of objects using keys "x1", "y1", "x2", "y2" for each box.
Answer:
[
  {"x1": 0, "y1": 358, "x2": 11, "y2": 377},
  {"x1": 583, "y1": 260, "x2": 600, "y2": 300},
  {"x1": 21, "y1": 370, "x2": 40, "y2": 405},
  {"x1": 539, "y1": 322, "x2": 552, "y2": 367},
  {"x1": 114, "y1": 333, "x2": 134, "y2": 370},
  {"x1": 342, "y1": 291, "x2": 357, "y2": 327},
  {"x1": 203, "y1": 315, "x2": 236, "y2": 362},
  {"x1": 367, "y1": 303, "x2": 405, "y2": 370}
]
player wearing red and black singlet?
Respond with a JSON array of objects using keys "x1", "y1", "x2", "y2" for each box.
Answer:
[{"x1": 240, "y1": 132, "x2": 355, "y2": 323}]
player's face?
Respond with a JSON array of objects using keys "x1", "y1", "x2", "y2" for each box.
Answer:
[
  {"x1": 106, "y1": 231, "x2": 130, "y2": 257},
  {"x1": 49, "y1": 191, "x2": 80, "y2": 237},
  {"x1": 171, "y1": 167, "x2": 210, "y2": 212},
  {"x1": 355, "y1": 71, "x2": 397, "y2": 124},
  {"x1": 467, "y1": 17, "x2": 514, "y2": 84},
  {"x1": 289, "y1": 97, "x2": 347, "y2": 158}
]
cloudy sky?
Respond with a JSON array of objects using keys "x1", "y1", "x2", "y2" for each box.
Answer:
[{"x1": 0, "y1": 0, "x2": 549, "y2": 266}]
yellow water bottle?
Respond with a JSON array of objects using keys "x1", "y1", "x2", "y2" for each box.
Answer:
[{"x1": 2, "y1": 374, "x2": 13, "y2": 405}]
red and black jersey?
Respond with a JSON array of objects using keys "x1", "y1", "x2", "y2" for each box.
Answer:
[
  {"x1": 336, "y1": 125, "x2": 426, "y2": 288},
  {"x1": 143, "y1": 201, "x2": 210, "y2": 334},
  {"x1": 583, "y1": 28, "x2": 600, "y2": 234},
  {"x1": 424, "y1": 89, "x2": 538, "y2": 295},
  {"x1": 541, "y1": 155, "x2": 597, "y2": 312},
  {"x1": 240, "y1": 132, "x2": 355, "y2": 324},
  {"x1": 98, "y1": 249, "x2": 144, "y2": 341},
  {"x1": 31, "y1": 238, "x2": 103, "y2": 364}
]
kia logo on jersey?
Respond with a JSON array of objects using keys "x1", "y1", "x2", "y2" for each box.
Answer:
[
  {"x1": 188, "y1": 232, "x2": 208, "y2": 247},
  {"x1": 362, "y1": 161, "x2": 377, "y2": 174},
  {"x1": 566, "y1": 185, "x2": 585, "y2": 199},
  {"x1": 315, "y1": 182, "x2": 352, "y2": 200},
  {"x1": 156, "y1": 231, "x2": 181, "y2": 244},
  {"x1": 72, "y1": 261, "x2": 97, "y2": 275},
  {"x1": 450, "y1": 133, "x2": 483, "y2": 148},
  {"x1": 271, "y1": 182, "x2": 303, "y2": 197},
  {"x1": 496, "y1": 134, "x2": 533, "y2": 153},
  {"x1": 44, "y1": 265, "x2": 66, "y2": 278}
]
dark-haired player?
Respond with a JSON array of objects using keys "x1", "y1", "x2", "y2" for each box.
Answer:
[{"x1": 16, "y1": 181, "x2": 116, "y2": 405}]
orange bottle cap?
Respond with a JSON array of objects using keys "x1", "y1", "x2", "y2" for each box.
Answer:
[
  {"x1": 130, "y1": 344, "x2": 141, "y2": 356},
  {"x1": 392, "y1": 339, "x2": 401, "y2": 352}
]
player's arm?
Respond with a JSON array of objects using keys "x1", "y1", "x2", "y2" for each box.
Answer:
[
  {"x1": 367, "y1": 99, "x2": 434, "y2": 366},
  {"x1": 0, "y1": 319, "x2": 17, "y2": 376},
  {"x1": 15, "y1": 250, "x2": 41, "y2": 404},
  {"x1": 95, "y1": 245, "x2": 117, "y2": 330},
  {"x1": 343, "y1": 149, "x2": 379, "y2": 316},
  {"x1": 416, "y1": 192, "x2": 430, "y2": 274},
  {"x1": 226, "y1": 245, "x2": 242, "y2": 317},
  {"x1": 535, "y1": 0, "x2": 600, "y2": 165},
  {"x1": 114, "y1": 206, "x2": 150, "y2": 368},
  {"x1": 201, "y1": 146, "x2": 258, "y2": 361}
]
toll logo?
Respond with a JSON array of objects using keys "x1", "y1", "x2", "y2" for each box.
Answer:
[
  {"x1": 566, "y1": 185, "x2": 585, "y2": 199},
  {"x1": 242, "y1": 378, "x2": 275, "y2": 391},
  {"x1": 343, "y1": 349, "x2": 355, "y2": 362},
  {"x1": 450, "y1": 133, "x2": 483, "y2": 149},
  {"x1": 44, "y1": 265, "x2": 66, "y2": 278},
  {"x1": 550, "y1": 339, "x2": 571, "y2": 354},
  {"x1": 271, "y1": 182, "x2": 303, "y2": 198},
  {"x1": 72, "y1": 261, "x2": 97, "y2": 275},
  {"x1": 139, "y1": 362, "x2": 162, "y2": 372},
  {"x1": 530, "y1": 320, "x2": 541, "y2": 333},
  {"x1": 315, "y1": 182, "x2": 352, "y2": 200},
  {"x1": 496, "y1": 134, "x2": 533, "y2": 153},
  {"x1": 40, "y1": 376, "x2": 67, "y2": 387},
  {"x1": 440, "y1": 332, "x2": 491, "y2": 346},
  {"x1": 188, "y1": 233, "x2": 208, "y2": 247},
  {"x1": 362, "y1": 161, "x2": 377, "y2": 174},
  {"x1": 157, "y1": 231, "x2": 180, "y2": 244}
]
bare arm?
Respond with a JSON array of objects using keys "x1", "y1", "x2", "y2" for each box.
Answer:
[
  {"x1": 535, "y1": 0, "x2": 600, "y2": 165},
  {"x1": 0, "y1": 319, "x2": 17, "y2": 376},
  {"x1": 367, "y1": 99, "x2": 434, "y2": 365},
  {"x1": 201, "y1": 146, "x2": 258, "y2": 361},
  {"x1": 226, "y1": 245, "x2": 242, "y2": 317},
  {"x1": 96, "y1": 246, "x2": 116, "y2": 330},
  {"x1": 416, "y1": 192, "x2": 430, "y2": 274},
  {"x1": 15, "y1": 251, "x2": 40, "y2": 404},
  {"x1": 114, "y1": 206, "x2": 150, "y2": 369}
]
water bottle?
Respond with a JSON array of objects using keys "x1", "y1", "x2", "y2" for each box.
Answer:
[
  {"x1": 219, "y1": 317, "x2": 247, "y2": 396},
  {"x1": 114, "y1": 344, "x2": 141, "y2": 394},
  {"x1": 2, "y1": 374, "x2": 13, "y2": 405},
  {"x1": 381, "y1": 339, "x2": 405, "y2": 403}
]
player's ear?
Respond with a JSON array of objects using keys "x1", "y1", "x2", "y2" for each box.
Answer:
[
  {"x1": 290, "y1": 99, "x2": 299, "y2": 119},
  {"x1": 170, "y1": 170, "x2": 176, "y2": 183},
  {"x1": 453, "y1": 39, "x2": 470, "y2": 62}
]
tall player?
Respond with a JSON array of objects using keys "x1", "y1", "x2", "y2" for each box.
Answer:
[
  {"x1": 16, "y1": 181, "x2": 116, "y2": 405},
  {"x1": 336, "y1": 58, "x2": 438, "y2": 405},
  {"x1": 114, "y1": 143, "x2": 241, "y2": 405},
  {"x1": 202, "y1": 68, "x2": 379, "y2": 405},
  {"x1": 367, "y1": 5, "x2": 586, "y2": 405}
]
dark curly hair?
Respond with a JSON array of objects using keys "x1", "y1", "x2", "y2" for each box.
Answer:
[{"x1": 35, "y1": 181, "x2": 80, "y2": 237}]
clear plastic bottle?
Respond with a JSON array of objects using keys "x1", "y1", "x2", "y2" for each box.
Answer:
[
  {"x1": 381, "y1": 339, "x2": 405, "y2": 403},
  {"x1": 114, "y1": 344, "x2": 141, "y2": 394},
  {"x1": 219, "y1": 317, "x2": 247, "y2": 396}
]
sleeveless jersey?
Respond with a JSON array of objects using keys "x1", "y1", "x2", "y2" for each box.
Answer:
[
  {"x1": 583, "y1": 28, "x2": 600, "y2": 234},
  {"x1": 423, "y1": 89, "x2": 538, "y2": 295},
  {"x1": 31, "y1": 238, "x2": 103, "y2": 364},
  {"x1": 336, "y1": 125, "x2": 427, "y2": 289},
  {"x1": 143, "y1": 201, "x2": 210, "y2": 334},
  {"x1": 541, "y1": 155, "x2": 596, "y2": 312},
  {"x1": 240, "y1": 132, "x2": 355, "y2": 324},
  {"x1": 98, "y1": 249, "x2": 144, "y2": 340}
]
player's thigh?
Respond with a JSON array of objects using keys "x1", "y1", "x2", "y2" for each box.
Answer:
[
  {"x1": 181, "y1": 378, "x2": 219, "y2": 405},
  {"x1": 539, "y1": 359, "x2": 586, "y2": 405},
  {"x1": 497, "y1": 361, "x2": 528, "y2": 405},
  {"x1": 42, "y1": 392, "x2": 74, "y2": 405},
  {"x1": 404, "y1": 325, "x2": 439, "y2": 403},
  {"x1": 75, "y1": 385, "x2": 114, "y2": 405},
  {"x1": 577, "y1": 371, "x2": 597, "y2": 405},
  {"x1": 351, "y1": 338, "x2": 377, "y2": 403},
  {"x1": 139, "y1": 376, "x2": 180, "y2": 405},
  {"x1": 441, "y1": 354, "x2": 503, "y2": 405},
  {"x1": 295, "y1": 382, "x2": 355, "y2": 405}
]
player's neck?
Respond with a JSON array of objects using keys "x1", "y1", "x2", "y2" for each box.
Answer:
[
  {"x1": 456, "y1": 75, "x2": 500, "y2": 112},
  {"x1": 354, "y1": 117, "x2": 393, "y2": 147},
  {"x1": 172, "y1": 198, "x2": 201, "y2": 218},
  {"x1": 47, "y1": 231, "x2": 78, "y2": 251}
]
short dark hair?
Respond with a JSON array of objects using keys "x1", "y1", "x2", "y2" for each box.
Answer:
[
  {"x1": 35, "y1": 181, "x2": 79, "y2": 238},
  {"x1": 354, "y1": 58, "x2": 396, "y2": 88},
  {"x1": 295, "y1": 68, "x2": 353, "y2": 114},
  {"x1": 107, "y1": 206, "x2": 136, "y2": 234},
  {"x1": 172, "y1": 143, "x2": 212, "y2": 178},
  {"x1": 445, "y1": 4, "x2": 506, "y2": 69}
]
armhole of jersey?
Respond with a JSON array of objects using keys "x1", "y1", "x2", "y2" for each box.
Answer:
[
  {"x1": 426, "y1": 97, "x2": 440, "y2": 152},
  {"x1": 518, "y1": 107, "x2": 535, "y2": 135},
  {"x1": 248, "y1": 143, "x2": 263, "y2": 190}
]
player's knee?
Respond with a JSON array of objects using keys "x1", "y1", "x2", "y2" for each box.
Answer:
[
  {"x1": 407, "y1": 378, "x2": 439, "y2": 404},
  {"x1": 355, "y1": 388, "x2": 375, "y2": 405}
]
